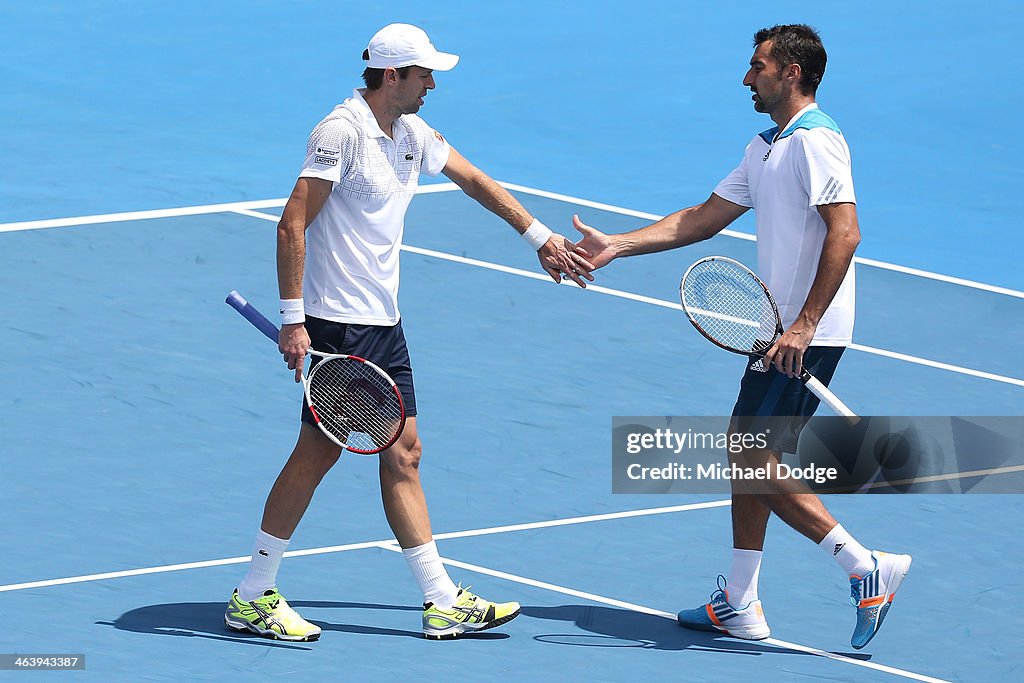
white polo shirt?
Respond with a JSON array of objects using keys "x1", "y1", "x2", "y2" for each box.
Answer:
[
  {"x1": 714, "y1": 103, "x2": 857, "y2": 346},
  {"x1": 297, "y1": 89, "x2": 451, "y2": 325}
]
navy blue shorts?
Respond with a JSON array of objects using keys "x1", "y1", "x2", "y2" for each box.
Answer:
[
  {"x1": 300, "y1": 316, "x2": 417, "y2": 426},
  {"x1": 730, "y1": 346, "x2": 845, "y2": 454}
]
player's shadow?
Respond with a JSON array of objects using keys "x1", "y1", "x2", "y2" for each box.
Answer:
[
  {"x1": 523, "y1": 605, "x2": 871, "y2": 660},
  {"x1": 99, "y1": 600, "x2": 509, "y2": 646}
]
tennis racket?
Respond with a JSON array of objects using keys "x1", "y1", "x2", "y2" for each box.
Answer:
[
  {"x1": 225, "y1": 290, "x2": 406, "y2": 454},
  {"x1": 679, "y1": 256, "x2": 857, "y2": 418}
]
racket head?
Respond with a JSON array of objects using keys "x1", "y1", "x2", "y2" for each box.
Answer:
[
  {"x1": 303, "y1": 353, "x2": 406, "y2": 455},
  {"x1": 679, "y1": 256, "x2": 783, "y2": 356}
]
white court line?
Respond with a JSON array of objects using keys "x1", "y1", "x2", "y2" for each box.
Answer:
[
  {"x1": 496, "y1": 181, "x2": 755, "y2": 244},
  {"x1": 0, "y1": 180, "x2": 1020, "y2": 301},
  {"x1": 846, "y1": 343, "x2": 1024, "y2": 387},
  {"x1": 820, "y1": 463, "x2": 1024, "y2": 494},
  {"x1": 848, "y1": 256, "x2": 1024, "y2": 300},
  {"x1": 0, "y1": 198, "x2": 288, "y2": 233},
  {"x1": 688, "y1": 307, "x2": 760, "y2": 328},
  {"x1": 413, "y1": 181, "x2": 461, "y2": 194},
  {"x1": 236, "y1": 207, "x2": 1024, "y2": 388},
  {"x1": 498, "y1": 181, "x2": 1024, "y2": 300},
  {"x1": 376, "y1": 545, "x2": 950, "y2": 683},
  {"x1": 0, "y1": 540, "x2": 389, "y2": 593},
  {"x1": 430, "y1": 500, "x2": 731, "y2": 541},
  {"x1": 0, "y1": 501, "x2": 729, "y2": 593},
  {"x1": 0, "y1": 184, "x2": 461, "y2": 234},
  {"x1": 231, "y1": 208, "x2": 283, "y2": 222}
]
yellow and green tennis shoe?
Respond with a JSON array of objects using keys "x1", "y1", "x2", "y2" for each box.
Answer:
[
  {"x1": 422, "y1": 586, "x2": 520, "y2": 639},
  {"x1": 224, "y1": 588, "x2": 321, "y2": 641}
]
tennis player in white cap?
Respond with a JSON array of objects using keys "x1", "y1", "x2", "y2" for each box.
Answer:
[{"x1": 224, "y1": 23, "x2": 593, "y2": 642}]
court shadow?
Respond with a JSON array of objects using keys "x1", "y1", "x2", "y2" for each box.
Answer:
[
  {"x1": 523, "y1": 605, "x2": 870, "y2": 660},
  {"x1": 99, "y1": 600, "x2": 507, "y2": 645},
  {"x1": 295, "y1": 600, "x2": 507, "y2": 640},
  {"x1": 97, "y1": 601, "x2": 312, "y2": 650}
]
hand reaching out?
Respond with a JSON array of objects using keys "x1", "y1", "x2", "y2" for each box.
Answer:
[{"x1": 572, "y1": 214, "x2": 618, "y2": 270}]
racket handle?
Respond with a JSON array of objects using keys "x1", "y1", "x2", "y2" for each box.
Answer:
[
  {"x1": 803, "y1": 373, "x2": 860, "y2": 424},
  {"x1": 225, "y1": 290, "x2": 281, "y2": 344}
]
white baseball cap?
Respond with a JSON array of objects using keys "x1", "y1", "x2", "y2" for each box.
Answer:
[{"x1": 365, "y1": 24, "x2": 459, "y2": 71}]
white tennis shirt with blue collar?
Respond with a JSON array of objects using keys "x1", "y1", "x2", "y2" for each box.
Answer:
[
  {"x1": 296, "y1": 88, "x2": 451, "y2": 326},
  {"x1": 714, "y1": 103, "x2": 857, "y2": 346}
]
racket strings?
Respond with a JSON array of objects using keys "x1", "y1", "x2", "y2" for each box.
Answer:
[
  {"x1": 682, "y1": 261, "x2": 779, "y2": 353},
  {"x1": 308, "y1": 358, "x2": 403, "y2": 451}
]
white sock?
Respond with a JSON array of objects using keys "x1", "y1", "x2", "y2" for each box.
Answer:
[
  {"x1": 819, "y1": 523, "x2": 874, "y2": 577},
  {"x1": 237, "y1": 529, "x2": 289, "y2": 602},
  {"x1": 727, "y1": 548, "x2": 763, "y2": 609},
  {"x1": 402, "y1": 540, "x2": 459, "y2": 610}
]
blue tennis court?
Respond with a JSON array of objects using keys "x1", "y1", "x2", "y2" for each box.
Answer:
[{"x1": 3, "y1": 2, "x2": 1022, "y2": 682}]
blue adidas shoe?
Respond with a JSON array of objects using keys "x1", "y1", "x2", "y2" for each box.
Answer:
[
  {"x1": 850, "y1": 550, "x2": 912, "y2": 649},
  {"x1": 677, "y1": 576, "x2": 770, "y2": 640}
]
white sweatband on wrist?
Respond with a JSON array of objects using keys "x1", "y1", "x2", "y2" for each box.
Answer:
[
  {"x1": 279, "y1": 298, "x2": 305, "y2": 325},
  {"x1": 521, "y1": 219, "x2": 554, "y2": 251}
]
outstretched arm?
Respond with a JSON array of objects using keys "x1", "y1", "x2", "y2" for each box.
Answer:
[
  {"x1": 573, "y1": 193, "x2": 749, "y2": 269},
  {"x1": 442, "y1": 147, "x2": 595, "y2": 287}
]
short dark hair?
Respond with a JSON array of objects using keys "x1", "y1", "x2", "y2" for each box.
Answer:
[
  {"x1": 753, "y1": 24, "x2": 826, "y2": 95},
  {"x1": 360, "y1": 49, "x2": 414, "y2": 90}
]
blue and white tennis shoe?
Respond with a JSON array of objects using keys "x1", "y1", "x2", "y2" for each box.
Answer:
[
  {"x1": 849, "y1": 550, "x2": 912, "y2": 649},
  {"x1": 676, "y1": 576, "x2": 771, "y2": 640}
]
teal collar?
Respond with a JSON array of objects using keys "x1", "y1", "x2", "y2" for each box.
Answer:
[{"x1": 758, "y1": 104, "x2": 840, "y2": 144}]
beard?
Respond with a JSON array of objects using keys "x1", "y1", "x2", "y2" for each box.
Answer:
[
  {"x1": 751, "y1": 90, "x2": 779, "y2": 114},
  {"x1": 402, "y1": 100, "x2": 423, "y2": 115}
]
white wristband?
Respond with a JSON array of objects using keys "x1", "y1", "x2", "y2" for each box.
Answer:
[
  {"x1": 279, "y1": 298, "x2": 305, "y2": 325},
  {"x1": 521, "y1": 219, "x2": 554, "y2": 251}
]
